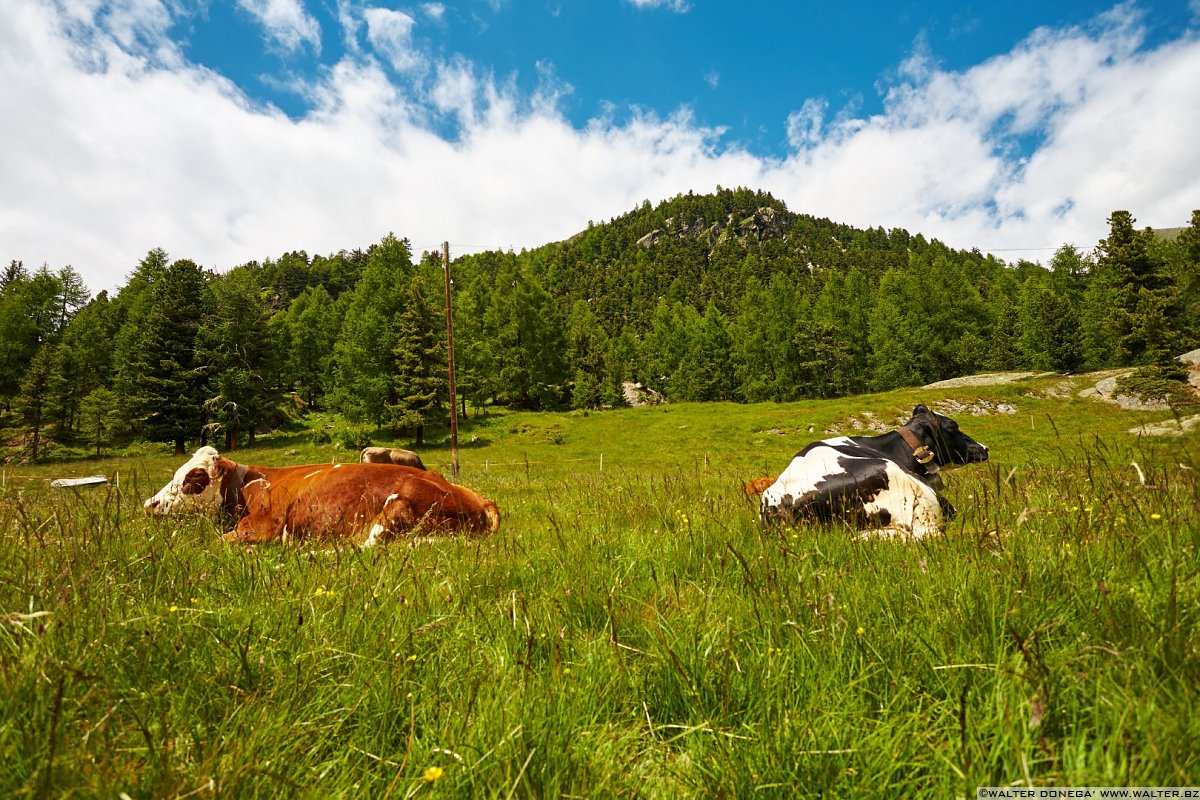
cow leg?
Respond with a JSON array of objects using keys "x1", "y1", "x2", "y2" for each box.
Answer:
[
  {"x1": 222, "y1": 515, "x2": 283, "y2": 544},
  {"x1": 359, "y1": 494, "x2": 428, "y2": 546},
  {"x1": 937, "y1": 493, "x2": 957, "y2": 521}
]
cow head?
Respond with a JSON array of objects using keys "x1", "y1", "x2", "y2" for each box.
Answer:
[
  {"x1": 144, "y1": 446, "x2": 233, "y2": 515},
  {"x1": 905, "y1": 404, "x2": 989, "y2": 467}
]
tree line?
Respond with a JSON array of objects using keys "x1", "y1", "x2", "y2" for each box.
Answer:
[{"x1": 2, "y1": 188, "x2": 1198, "y2": 461}]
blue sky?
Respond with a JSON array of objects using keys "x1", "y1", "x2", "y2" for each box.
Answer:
[
  {"x1": 182, "y1": 1, "x2": 1191, "y2": 156},
  {"x1": 2, "y1": 0, "x2": 1198, "y2": 292}
]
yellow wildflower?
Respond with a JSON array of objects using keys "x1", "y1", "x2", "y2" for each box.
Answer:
[{"x1": 423, "y1": 766, "x2": 444, "y2": 782}]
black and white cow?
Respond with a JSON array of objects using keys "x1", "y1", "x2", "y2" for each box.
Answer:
[{"x1": 759, "y1": 404, "x2": 989, "y2": 539}]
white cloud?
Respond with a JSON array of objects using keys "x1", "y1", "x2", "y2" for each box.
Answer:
[
  {"x1": 430, "y1": 57, "x2": 479, "y2": 122},
  {"x1": 363, "y1": 7, "x2": 421, "y2": 73},
  {"x1": 237, "y1": 0, "x2": 322, "y2": 54},
  {"x1": 1, "y1": 0, "x2": 1198, "y2": 297},
  {"x1": 704, "y1": 70, "x2": 719, "y2": 89},
  {"x1": 770, "y1": 3, "x2": 1199, "y2": 252},
  {"x1": 785, "y1": 98, "x2": 826, "y2": 149},
  {"x1": 422, "y1": 3, "x2": 446, "y2": 22},
  {"x1": 626, "y1": 0, "x2": 691, "y2": 13}
]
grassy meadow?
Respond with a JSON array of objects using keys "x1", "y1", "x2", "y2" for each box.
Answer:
[{"x1": 2, "y1": 374, "x2": 1199, "y2": 798}]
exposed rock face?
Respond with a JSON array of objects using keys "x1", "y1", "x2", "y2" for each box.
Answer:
[
  {"x1": 622, "y1": 381, "x2": 664, "y2": 407},
  {"x1": 1128, "y1": 414, "x2": 1200, "y2": 437},
  {"x1": 636, "y1": 206, "x2": 787, "y2": 250},
  {"x1": 1180, "y1": 349, "x2": 1200, "y2": 388},
  {"x1": 1080, "y1": 370, "x2": 1172, "y2": 410},
  {"x1": 922, "y1": 372, "x2": 1039, "y2": 389},
  {"x1": 933, "y1": 399, "x2": 1017, "y2": 416}
]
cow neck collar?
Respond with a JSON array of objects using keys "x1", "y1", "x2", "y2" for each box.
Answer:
[
  {"x1": 220, "y1": 463, "x2": 250, "y2": 519},
  {"x1": 897, "y1": 426, "x2": 938, "y2": 474}
]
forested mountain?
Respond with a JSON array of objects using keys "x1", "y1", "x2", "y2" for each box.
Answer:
[{"x1": 2, "y1": 189, "x2": 1198, "y2": 460}]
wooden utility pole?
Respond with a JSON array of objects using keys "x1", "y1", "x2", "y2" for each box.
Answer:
[{"x1": 443, "y1": 241, "x2": 460, "y2": 480}]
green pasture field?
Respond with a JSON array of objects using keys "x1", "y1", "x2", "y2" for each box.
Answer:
[{"x1": 2, "y1": 374, "x2": 1198, "y2": 798}]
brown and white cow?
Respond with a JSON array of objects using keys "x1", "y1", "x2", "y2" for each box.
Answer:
[
  {"x1": 360, "y1": 446, "x2": 425, "y2": 469},
  {"x1": 144, "y1": 446, "x2": 499, "y2": 545}
]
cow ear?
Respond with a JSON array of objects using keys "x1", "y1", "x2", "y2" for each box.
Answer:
[
  {"x1": 181, "y1": 467, "x2": 211, "y2": 495},
  {"x1": 913, "y1": 404, "x2": 930, "y2": 416},
  {"x1": 212, "y1": 457, "x2": 234, "y2": 478}
]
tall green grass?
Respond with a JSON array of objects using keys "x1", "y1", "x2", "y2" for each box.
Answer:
[{"x1": 2, "y1": 376, "x2": 1198, "y2": 797}]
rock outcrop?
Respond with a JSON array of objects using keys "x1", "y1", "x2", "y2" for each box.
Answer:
[{"x1": 636, "y1": 206, "x2": 787, "y2": 251}]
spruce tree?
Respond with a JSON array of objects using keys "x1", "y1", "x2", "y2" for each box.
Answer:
[
  {"x1": 330, "y1": 234, "x2": 412, "y2": 426},
  {"x1": 78, "y1": 387, "x2": 119, "y2": 457},
  {"x1": 389, "y1": 276, "x2": 446, "y2": 444},
  {"x1": 201, "y1": 268, "x2": 275, "y2": 449},
  {"x1": 112, "y1": 248, "x2": 170, "y2": 435},
  {"x1": 1095, "y1": 210, "x2": 1183, "y2": 365},
  {"x1": 139, "y1": 259, "x2": 207, "y2": 455},
  {"x1": 1170, "y1": 210, "x2": 1200, "y2": 346},
  {"x1": 283, "y1": 285, "x2": 338, "y2": 407}
]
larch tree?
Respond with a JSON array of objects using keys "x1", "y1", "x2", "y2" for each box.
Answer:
[
  {"x1": 567, "y1": 300, "x2": 610, "y2": 409},
  {"x1": 17, "y1": 345, "x2": 55, "y2": 462},
  {"x1": 282, "y1": 285, "x2": 339, "y2": 408}
]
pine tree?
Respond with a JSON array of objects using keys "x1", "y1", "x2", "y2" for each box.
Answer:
[{"x1": 389, "y1": 276, "x2": 446, "y2": 444}]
